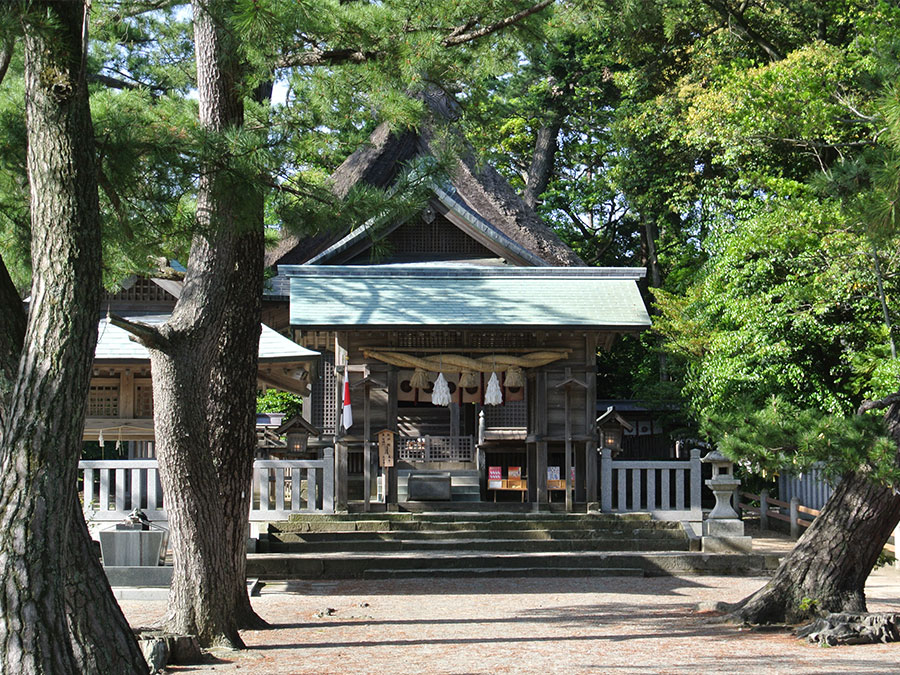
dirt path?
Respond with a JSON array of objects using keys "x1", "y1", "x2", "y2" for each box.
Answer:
[{"x1": 121, "y1": 569, "x2": 900, "y2": 674}]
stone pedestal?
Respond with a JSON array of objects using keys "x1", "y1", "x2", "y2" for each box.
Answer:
[
  {"x1": 99, "y1": 529, "x2": 164, "y2": 567},
  {"x1": 702, "y1": 517, "x2": 753, "y2": 552}
]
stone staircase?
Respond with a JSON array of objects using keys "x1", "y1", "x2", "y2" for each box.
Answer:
[{"x1": 248, "y1": 512, "x2": 779, "y2": 580}]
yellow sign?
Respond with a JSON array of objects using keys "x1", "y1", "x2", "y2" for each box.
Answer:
[{"x1": 377, "y1": 429, "x2": 395, "y2": 467}]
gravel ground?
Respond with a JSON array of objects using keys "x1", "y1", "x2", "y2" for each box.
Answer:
[{"x1": 120, "y1": 568, "x2": 900, "y2": 674}]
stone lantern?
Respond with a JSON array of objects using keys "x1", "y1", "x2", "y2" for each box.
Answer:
[{"x1": 701, "y1": 449, "x2": 752, "y2": 552}]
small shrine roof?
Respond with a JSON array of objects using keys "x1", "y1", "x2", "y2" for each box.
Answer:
[{"x1": 93, "y1": 315, "x2": 319, "y2": 364}]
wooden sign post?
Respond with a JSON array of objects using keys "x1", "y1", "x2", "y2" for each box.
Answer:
[{"x1": 377, "y1": 429, "x2": 395, "y2": 468}]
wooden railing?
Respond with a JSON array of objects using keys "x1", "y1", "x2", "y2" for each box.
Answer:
[
  {"x1": 738, "y1": 490, "x2": 815, "y2": 538},
  {"x1": 740, "y1": 490, "x2": 899, "y2": 557},
  {"x1": 398, "y1": 435, "x2": 475, "y2": 463},
  {"x1": 80, "y1": 450, "x2": 335, "y2": 525},
  {"x1": 600, "y1": 448, "x2": 703, "y2": 520}
]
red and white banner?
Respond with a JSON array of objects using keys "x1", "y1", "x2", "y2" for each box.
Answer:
[{"x1": 341, "y1": 370, "x2": 352, "y2": 431}]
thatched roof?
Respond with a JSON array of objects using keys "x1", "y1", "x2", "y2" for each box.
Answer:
[{"x1": 265, "y1": 90, "x2": 583, "y2": 268}]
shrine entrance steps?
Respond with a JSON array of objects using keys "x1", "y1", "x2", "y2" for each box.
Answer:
[{"x1": 248, "y1": 512, "x2": 780, "y2": 580}]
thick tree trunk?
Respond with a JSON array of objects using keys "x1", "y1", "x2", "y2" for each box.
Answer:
[
  {"x1": 523, "y1": 121, "x2": 560, "y2": 209},
  {"x1": 731, "y1": 403, "x2": 900, "y2": 624},
  {"x1": 208, "y1": 227, "x2": 266, "y2": 630},
  {"x1": 0, "y1": 4, "x2": 144, "y2": 672},
  {"x1": 65, "y1": 498, "x2": 149, "y2": 673},
  {"x1": 151, "y1": 332, "x2": 242, "y2": 647},
  {"x1": 137, "y1": 0, "x2": 257, "y2": 648}
]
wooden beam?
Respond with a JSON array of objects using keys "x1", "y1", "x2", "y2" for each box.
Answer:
[
  {"x1": 119, "y1": 369, "x2": 134, "y2": 419},
  {"x1": 363, "y1": 382, "x2": 372, "y2": 512}
]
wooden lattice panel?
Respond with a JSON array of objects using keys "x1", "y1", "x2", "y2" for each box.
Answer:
[
  {"x1": 106, "y1": 277, "x2": 173, "y2": 304},
  {"x1": 389, "y1": 213, "x2": 495, "y2": 256},
  {"x1": 467, "y1": 332, "x2": 535, "y2": 349},
  {"x1": 88, "y1": 384, "x2": 119, "y2": 417},
  {"x1": 483, "y1": 399, "x2": 527, "y2": 428},
  {"x1": 311, "y1": 352, "x2": 337, "y2": 435},
  {"x1": 135, "y1": 383, "x2": 154, "y2": 418},
  {"x1": 396, "y1": 331, "x2": 466, "y2": 350}
]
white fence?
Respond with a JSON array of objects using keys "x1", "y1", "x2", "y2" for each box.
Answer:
[
  {"x1": 600, "y1": 448, "x2": 703, "y2": 520},
  {"x1": 80, "y1": 449, "x2": 335, "y2": 526}
]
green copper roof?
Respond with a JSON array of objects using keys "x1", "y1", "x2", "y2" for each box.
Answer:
[
  {"x1": 94, "y1": 315, "x2": 319, "y2": 363},
  {"x1": 284, "y1": 265, "x2": 651, "y2": 329}
]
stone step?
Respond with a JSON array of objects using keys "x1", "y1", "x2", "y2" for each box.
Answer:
[
  {"x1": 284, "y1": 511, "x2": 655, "y2": 523},
  {"x1": 246, "y1": 550, "x2": 780, "y2": 580},
  {"x1": 276, "y1": 517, "x2": 678, "y2": 533},
  {"x1": 361, "y1": 567, "x2": 647, "y2": 579},
  {"x1": 265, "y1": 527, "x2": 686, "y2": 542},
  {"x1": 260, "y1": 537, "x2": 691, "y2": 554}
]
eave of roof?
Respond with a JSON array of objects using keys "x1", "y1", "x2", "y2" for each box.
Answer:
[
  {"x1": 284, "y1": 265, "x2": 651, "y2": 329},
  {"x1": 93, "y1": 315, "x2": 320, "y2": 363}
]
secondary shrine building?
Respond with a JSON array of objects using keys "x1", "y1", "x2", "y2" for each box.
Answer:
[{"x1": 267, "y1": 107, "x2": 652, "y2": 512}]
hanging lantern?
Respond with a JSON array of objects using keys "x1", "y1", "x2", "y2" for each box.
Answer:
[
  {"x1": 432, "y1": 372, "x2": 451, "y2": 406},
  {"x1": 505, "y1": 366, "x2": 525, "y2": 388},
  {"x1": 484, "y1": 372, "x2": 503, "y2": 405},
  {"x1": 459, "y1": 370, "x2": 479, "y2": 388},
  {"x1": 98, "y1": 429, "x2": 105, "y2": 447},
  {"x1": 410, "y1": 367, "x2": 429, "y2": 389}
]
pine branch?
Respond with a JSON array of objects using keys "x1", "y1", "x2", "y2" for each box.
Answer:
[
  {"x1": 858, "y1": 393, "x2": 900, "y2": 415},
  {"x1": 701, "y1": 0, "x2": 784, "y2": 62},
  {"x1": 108, "y1": 313, "x2": 169, "y2": 351},
  {"x1": 277, "y1": 47, "x2": 380, "y2": 69},
  {"x1": 278, "y1": 0, "x2": 554, "y2": 69},
  {"x1": 441, "y1": 0, "x2": 553, "y2": 47}
]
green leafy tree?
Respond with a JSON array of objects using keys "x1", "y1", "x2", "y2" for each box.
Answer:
[{"x1": 651, "y1": 0, "x2": 900, "y2": 622}]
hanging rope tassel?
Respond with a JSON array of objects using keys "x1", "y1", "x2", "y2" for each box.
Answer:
[
  {"x1": 485, "y1": 372, "x2": 503, "y2": 405},
  {"x1": 410, "y1": 367, "x2": 429, "y2": 389},
  {"x1": 432, "y1": 372, "x2": 451, "y2": 406},
  {"x1": 504, "y1": 366, "x2": 525, "y2": 388},
  {"x1": 459, "y1": 370, "x2": 479, "y2": 388}
]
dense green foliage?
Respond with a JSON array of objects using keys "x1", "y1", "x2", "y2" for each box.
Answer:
[
  {"x1": 456, "y1": 1, "x2": 900, "y2": 483},
  {"x1": 5, "y1": 0, "x2": 900, "y2": 484},
  {"x1": 256, "y1": 389, "x2": 303, "y2": 419}
]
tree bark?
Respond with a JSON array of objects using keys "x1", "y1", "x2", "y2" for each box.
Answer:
[
  {"x1": 0, "y1": 3, "x2": 144, "y2": 672},
  {"x1": 730, "y1": 403, "x2": 900, "y2": 624},
  {"x1": 64, "y1": 498, "x2": 149, "y2": 673},
  {"x1": 144, "y1": 0, "x2": 259, "y2": 648},
  {"x1": 208, "y1": 227, "x2": 267, "y2": 630},
  {"x1": 523, "y1": 121, "x2": 561, "y2": 210}
]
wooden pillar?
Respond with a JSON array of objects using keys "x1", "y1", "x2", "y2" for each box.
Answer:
[
  {"x1": 586, "y1": 441, "x2": 598, "y2": 504},
  {"x1": 564, "y1": 385, "x2": 573, "y2": 513},
  {"x1": 119, "y1": 369, "x2": 134, "y2": 419},
  {"x1": 335, "y1": 442, "x2": 348, "y2": 512},
  {"x1": 535, "y1": 369, "x2": 548, "y2": 505},
  {"x1": 585, "y1": 332, "x2": 598, "y2": 508},
  {"x1": 449, "y1": 402, "x2": 460, "y2": 438},
  {"x1": 387, "y1": 368, "x2": 398, "y2": 507},
  {"x1": 526, "y1": 442, "x2": 536, "y2": 504},
  {"x1": 363, "y1": 383, "x2": 372, "y2": 512},
  {"x1": 575, "y1": 440, "x2": 586, "y2": 503},
  {"x1": 536, "y1": 441, "x2": 548, "y2": 506}
]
